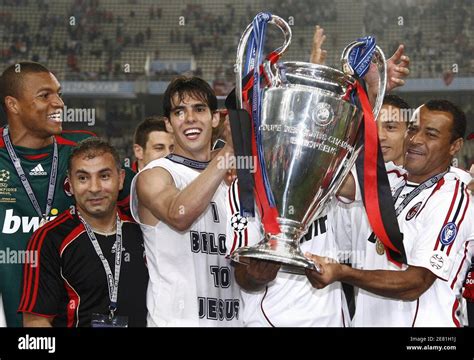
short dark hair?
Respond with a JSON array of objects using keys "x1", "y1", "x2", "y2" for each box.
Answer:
[
  {"x1": 383, "y1": 94, "x2": 411, "y2": 126},
  {"x1": 68, "y1": 137, "x2": 122, "y2": 173},
  {"x1": 424, "y1": 99, "x2": 466, "y2": 142},
  {"x1": 133, "y1": 116, "x2": 169, "y2": 148},
  {"x1": 163, "y1": 76, "x2": 217, "y2": 118},
  {"x1": 0, "y1": 62, "x2": 52, "y2": 112},
  {"x1": 383, "y1": 94, "x2": 411, "y2": 110}
]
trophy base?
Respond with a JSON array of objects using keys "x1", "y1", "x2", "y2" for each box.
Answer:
[{"x1": 230, "y1": 237, "x2": 318, "y2": 275}]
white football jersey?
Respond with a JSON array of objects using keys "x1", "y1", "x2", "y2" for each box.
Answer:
[
  {"x1": 226, "y1": 180, "x2": 349, "y2": 327},
  {"x1": 130, "y1": 158, "x2": 241, "y2": 327},
  {"x1": 336, "y1": 164, "x2": 474, "y2": 327},
  {"x1": 334, "y1": 162, "x2": 407, "y2": 269}
]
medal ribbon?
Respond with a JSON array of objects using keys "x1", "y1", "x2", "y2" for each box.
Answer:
[
  {"x1": 347, "y1": 36, "x2": 376, "y2": 78},
  {"x1": 238, "y1": 12, "x2": 281, "y2": 234},
  {"x1": 244, "y1": 12, "x2": 276, "y2": 209}
]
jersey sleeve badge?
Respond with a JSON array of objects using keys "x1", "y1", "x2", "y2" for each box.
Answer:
[{"x1": 439, "y1": 222, "x2": 457, "y2": 246}]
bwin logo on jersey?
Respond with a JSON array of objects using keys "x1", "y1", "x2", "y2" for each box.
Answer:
[
  {"x1": 440, "y1": 222, "x2": 457, "y2": 246},
  {"x1": 2, "y1": 209, "x2": 57, "y2": 234},
  {"x1": 29, "y1": 164, "x2": 47, "y2": 176}
]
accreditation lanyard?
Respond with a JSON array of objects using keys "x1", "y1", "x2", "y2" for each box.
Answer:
[
  {"x1": 2, "y1": 127, "x2": 58, "y2": 222},
  {"x1": 394, "y1": 170, "x2": 448, "y2": 217},
  {"x1": 78, "y1": 213, "x2": 122, "y2": 319},
  {"x1": 166, "y1": 153, "x2": 209, "y2": 170}
]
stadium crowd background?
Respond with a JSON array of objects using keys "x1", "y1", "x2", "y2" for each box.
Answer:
[{"x1": 0, "y1": 0, "x2": 473, "y2": 170}]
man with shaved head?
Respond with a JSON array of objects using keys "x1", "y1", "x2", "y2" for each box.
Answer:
[{"x1": 0, "y1": 62, "x2": 96, "y2": 326}]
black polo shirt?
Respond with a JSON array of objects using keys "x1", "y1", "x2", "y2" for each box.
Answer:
[{"x1": 18, "y1": 207, "x2": 148, "y2": 327}]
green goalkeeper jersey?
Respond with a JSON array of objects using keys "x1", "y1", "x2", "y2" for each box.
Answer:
[{"x1": 0, "y1": 129, "x2": 133, "y2": 327}]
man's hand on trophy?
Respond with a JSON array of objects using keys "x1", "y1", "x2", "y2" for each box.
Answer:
[
  {"x1": 218, "y1": 114, "x2": 237, "y2": 185},
  {"x1": 220, "y1": 113, "x2": 234, "y2": 155},
  {"x1": 224, "y1": 169, "x2": 237, "y2": 186},
  {"x1": 304, "y1": 253, "x2": 342, "y2": 289},
  {"x1": 246, "y1": 258, "x2": 281, "y2": 284},
  {"x1": 234, "y1": 258, "x2": 281, "y2": 291},
  {"x1": 310, "y1": 25, "x2": 328, "y2": 65}
]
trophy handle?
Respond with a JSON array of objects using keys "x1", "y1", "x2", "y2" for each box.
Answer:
[
  {"x1": 340, "y1": 42, "x2": 387, "y2": 119},
  {"x1": 235, "y1": 15, "x2": 292, "y2": 109}
]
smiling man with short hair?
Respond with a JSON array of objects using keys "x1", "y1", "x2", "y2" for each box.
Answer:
[
  {"x1": 19, "y1": 138, "x2": 148, "y2": 327},
  {"x1": 130, "y1": 76, "x2": 241, "y2": 327}
]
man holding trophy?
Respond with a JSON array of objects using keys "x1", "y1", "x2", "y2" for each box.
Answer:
[
  {"x1": 225, "y1": 13, "x2": 410, "y2": 326},
  {"x1": 307, "y1": 99, "x2": 473, "y2": 327}
]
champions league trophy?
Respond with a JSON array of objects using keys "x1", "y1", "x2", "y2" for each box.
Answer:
[{"x1": 231, "y1": 14, "x2": 387, "y2": 273}]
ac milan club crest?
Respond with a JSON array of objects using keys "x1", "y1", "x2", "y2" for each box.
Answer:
[{"x1": 405, "y1": 201, "x2": 422, "y2": 221}]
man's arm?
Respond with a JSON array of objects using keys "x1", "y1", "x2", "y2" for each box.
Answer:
[
  {"x1": 137, "y1": 144, "x2": 233, "y2": 231},
  {"x1": 305, "y1": 253, "x2": 437, "y2": 301},
  {"x1": 23, "y1": 313, "x2": 53, "y2": 327},
  {"x1": 310, "y1": 25, "x2": 327, "y2": 65},
  {"x1": 336, "y1": 172, "x2": 356, "y2": 201},
  {"x1": 309, "y1": 27, "x2": 410, "y2": 105}
]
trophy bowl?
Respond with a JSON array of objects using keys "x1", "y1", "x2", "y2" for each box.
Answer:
[{"x1": 231, "y1": 15, "x2": 386, "y2": 274}]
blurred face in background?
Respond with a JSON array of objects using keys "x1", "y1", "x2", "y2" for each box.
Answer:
[{"x1": 134, "y1": 130, "x2": 174, "y2": 168}]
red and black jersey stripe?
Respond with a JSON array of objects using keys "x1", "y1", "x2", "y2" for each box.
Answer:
[
  {"x1": 228, "y1": 180, "x2": 249, "y2": 255},
  {"x1": 19, "y1": 211, "x2": 72, "y2": 312},
  {"x1": 434, "y1": 182, "x2": 470, "y2": 254}
]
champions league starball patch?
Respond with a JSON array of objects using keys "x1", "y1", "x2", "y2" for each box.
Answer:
[
  {"x1": 230, "y1": 213, "x2": 248, "y2": 233},
  {"x1": 405, "y1": 201, "x2": 422, "y2": 221},
  {"x1": 440, "y1": 222, "x2": 457, "y2": 246},
  {"x1": 0, "y1": 169, "x2": 10, "y2": 182}
]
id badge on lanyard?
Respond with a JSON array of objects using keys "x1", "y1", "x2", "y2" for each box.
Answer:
[
  {"x1": 77, "y1": 212, "x2": 128, "y2": 328},
  {"x1": 91, "y1": 313, "x2": 128, "y2": 328}
]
